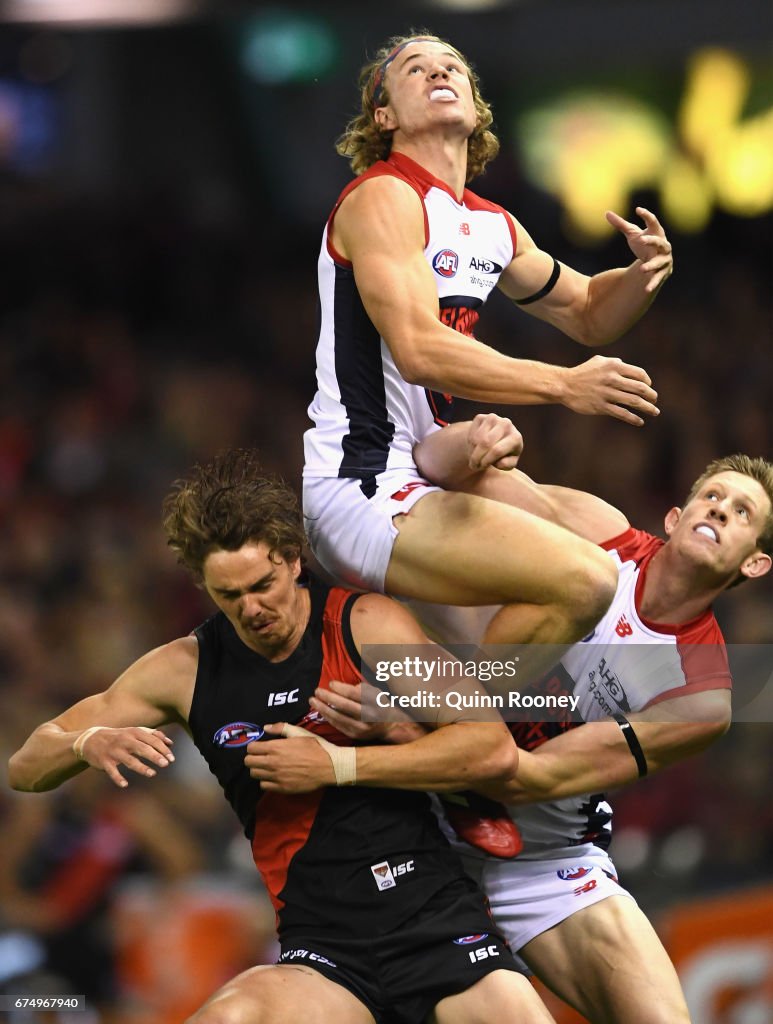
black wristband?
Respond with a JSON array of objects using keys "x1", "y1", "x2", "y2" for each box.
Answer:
[
  {"x1": 614, "y1": 713, "x2": 648, "y2": 778},
  {"x1": 513, "y1": 257, "x2": 561, "y2": 306}
]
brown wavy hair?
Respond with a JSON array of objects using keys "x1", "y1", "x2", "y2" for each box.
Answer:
[
  {"x1": 162, "y1": 449, "x2": 304, "y2": 581},
  {"x1": 336, "y1": 31, "x2": 499, "y2": 183}
]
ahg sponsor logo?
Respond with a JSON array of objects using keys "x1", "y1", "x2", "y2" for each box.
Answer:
[{"x1": 469, "y1": 256, "x2": 502, "y2": 274}]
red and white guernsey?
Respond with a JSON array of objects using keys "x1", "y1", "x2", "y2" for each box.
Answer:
[
  {"x1": 303, "y1": 152, "x2": 516, "y2": 497},
  {"x1": 505, "y1": 527, "x2": 732, "y2": 859}
]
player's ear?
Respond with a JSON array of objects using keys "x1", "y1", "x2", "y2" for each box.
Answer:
[
  {"x1": 739, "y1": 551, "x2": 772, "y2": 581},
  {"x1": 374, "y1": 96, "x2": 399, "y2": 132},
  {"x1": 664, "y1": 506, "x2": 681, "y2": 536},
  {"x1": 375, "y1": 104, "x2": 397, "y2": 132}
]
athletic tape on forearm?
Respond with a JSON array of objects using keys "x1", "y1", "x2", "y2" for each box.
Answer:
[
  {"x1": 72, "y1": 726, "x2": 106, "y2": 761},
  {"x1": 613, "y1": 714, "x2": 648, "y2": 777},
  {"x1": 281, "y1": 722, "x2": 357, "y2": 786}
]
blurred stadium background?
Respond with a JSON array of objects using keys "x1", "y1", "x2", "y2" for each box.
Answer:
[{"x1": 0, "y1": 1, "x2": 770, "y2": 1021}]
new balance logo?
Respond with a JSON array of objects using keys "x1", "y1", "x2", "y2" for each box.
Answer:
[
  {"x1": 459, "y1": 222, "x2": 470, "y2": 235},
  {"x1": 573, "y1": 878, "x2": 598, "y2": 896},
  {"x1": 391, "y1": 481, "x2": 428, "y2": 501},
  {"x1": 615, "y1": 615, "x2": 633, "y2": 637}
]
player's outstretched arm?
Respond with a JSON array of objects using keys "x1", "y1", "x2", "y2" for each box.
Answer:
[
  {"x1": 485, "y1": 689, "x2": 731, "y2": 805},
  {"x1": 334, "y1": 179, "x2": 658, "y2": 425},
  {"x1": 7, "y1": 638, "x2": 195, "y2": 793},
  {"x1": 500, "y1": 207, "x2": 673, "y2": 346},
  {"x1": 414, "y1": 415, "x2": 630, "y2": 543},
  {"x1": 246, "y1": 595, "x2": 518, "y2": 795}
]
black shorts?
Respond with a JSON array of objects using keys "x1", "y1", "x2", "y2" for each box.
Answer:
[{"x1": 277, "y1": 876, "x2": 519, "y2": 1024}]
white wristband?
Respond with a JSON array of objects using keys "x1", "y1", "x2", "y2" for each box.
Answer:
[
  {"x1": 281, "y1": 722, "x2": 357, "y2": 786},
  {"x1": 72, "y1": 726, "x2": 106, "y2": 762}
]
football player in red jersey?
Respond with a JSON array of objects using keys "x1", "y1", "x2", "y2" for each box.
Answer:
[{"x1": 9, "y1": 448, "x2": 555, "y2": 1024}]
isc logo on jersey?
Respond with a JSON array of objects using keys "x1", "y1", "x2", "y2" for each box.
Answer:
[
  {"x1": 213, "y1": 722, "x2": 264, "y2": 748},
  {"x1": 267, "y1": 688, "x2": 299, "y2": 707},
  {"x1": 432, "y1": 249, "x2": 458, "y2": 278},
  {"x1": 370, "y1": 859, "x2": 414, "y2": 890},
  {"x1": 461, "y1": 942, "x2": 500, "y2": 964}
]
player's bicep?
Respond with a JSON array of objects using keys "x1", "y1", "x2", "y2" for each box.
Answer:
[
  {"x1": 630, "y1": 689, "x2": 731, "y2": 769},
  {"x1": 335, "y1": 180, "x2": 442, "y2": 378},
  {"x1": 53, "y1": 686, "x2": 166, "y2": 735},
  {"x1": 498, "y1": 215, "x2": 591, "y2": 338},
  {"x1": 351, "y1": 594, "x2": 508, "y2": 728},
  {"x1": 636, "y1": 688, "x2": 732, "y2": 727},
  {"x1": 55, "y1": 639, "x2": 196, "y2": 733}
]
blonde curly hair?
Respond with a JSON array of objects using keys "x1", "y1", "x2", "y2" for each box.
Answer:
[{"x1": 336, "y1": 32, "x2": 499, "y2": 183}]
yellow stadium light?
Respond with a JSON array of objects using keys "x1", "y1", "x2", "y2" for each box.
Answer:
[{"x1": 661, "y1": 154, "x2": 713, "y2": 234}]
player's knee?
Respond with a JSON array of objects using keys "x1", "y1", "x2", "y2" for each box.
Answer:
[
  {"x1": 560, "y1": 546, "x2": 617, "y2": 637},
  {"x1": 185, "y1": 991, "x2": 260, "y2": 1024},
  {"x1": 186, "y1": 1002, "x2": 273, "y2": 1024},
  {"x1": 186, "y1": 1006, "x2": 232, "y2": 1024}
]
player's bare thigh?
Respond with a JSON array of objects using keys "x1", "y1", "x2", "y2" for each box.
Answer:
[
  {"x1": 429, "y1": 969, "x2": 556, "y2": 1024},
  {"x1": 519, "y1": 895, "x2": 690, "y2": 1024},
  {"x1": 386, "y1": 489, "x2": 614, "y2": 607},
  {"x1": 185, "y1": 963, "x2": 376, "y2": 1024}
]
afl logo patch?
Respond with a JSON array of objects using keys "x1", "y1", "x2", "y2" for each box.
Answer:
[
  {"x1": 432, "y1": 249, "x2": 458, "y2": 278},
  {"x1": 557, "y1": 866, "x2": 592, "y2": 881},
  {"x1": 453, "y1": 933, "x2": 488, "y2": 945},
  {"x1": 213, "y1": 722, "x2": 264, "y2": 748}
]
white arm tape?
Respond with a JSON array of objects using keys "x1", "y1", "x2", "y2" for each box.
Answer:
[
  {"x1": 72, "y1": 726, "x2": 106, "y2": 762},
  {"x1": 281, "y1": 722, "x2": 357, "y2": 786}
]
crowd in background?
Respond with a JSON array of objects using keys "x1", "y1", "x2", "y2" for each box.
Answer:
[{"x1": 0, "y1": 86, "x2": 771, "y2": 1022}]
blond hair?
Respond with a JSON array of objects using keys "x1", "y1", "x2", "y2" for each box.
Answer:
[{"x1": 336, "y1": 32, "x2": 499, "y2": 182}]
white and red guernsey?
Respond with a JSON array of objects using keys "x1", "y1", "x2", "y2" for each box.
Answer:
[
  {"x1": 304, "y1": 152, "x2": 516, "y2": 497},
  {"x1": 505, "y1": 527, "x2": 732, "y2": 859}
]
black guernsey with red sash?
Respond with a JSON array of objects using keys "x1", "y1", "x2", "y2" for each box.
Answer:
[{"x1": 187, "y1": 574, "x2": 481, "y2": 940}]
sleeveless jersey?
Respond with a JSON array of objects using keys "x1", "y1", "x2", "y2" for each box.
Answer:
[
  {"x1": 507, "y1": 528, "x2": 731, "y2": 858},
  {"x1": 304, "y1": 152, "x2": 516, "y2": 497},
  {"x1": 187, "y1": 574, "x2": 470, "y2": 938}
]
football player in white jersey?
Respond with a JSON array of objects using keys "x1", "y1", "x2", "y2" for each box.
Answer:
[
  {"x1": 303, "y1": 32, "x2": 674, "y2": 691},
  {"x1": 399, "y1": 419, "x2": 773, "y2": 1023}
]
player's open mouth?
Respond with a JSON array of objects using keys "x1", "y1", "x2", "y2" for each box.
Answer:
[
  {"x1": 430, "y1": 87, "x2": 457, "y2": 102},
  {"x1": 694, "y1": 524, "x2": 719, "y2": 543}
]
